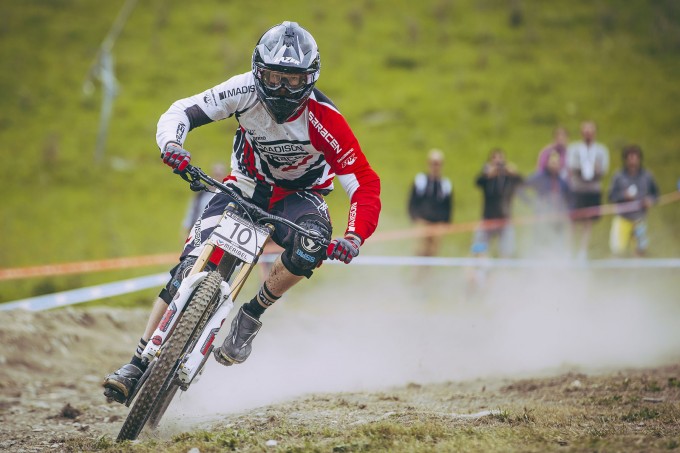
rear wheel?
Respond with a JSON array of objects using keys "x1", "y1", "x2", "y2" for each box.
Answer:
[{"x1": 116, "y1": 271, "x2": 223, "y2": 441}]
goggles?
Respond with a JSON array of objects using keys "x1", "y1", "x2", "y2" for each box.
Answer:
[{"x1": 257, "y1": 68, "x2": 315, "y2": 93}]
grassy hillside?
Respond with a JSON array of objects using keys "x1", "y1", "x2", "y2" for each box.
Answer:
[{"x1": 1, "y1": 0, "x2": 680, "y2": 302}]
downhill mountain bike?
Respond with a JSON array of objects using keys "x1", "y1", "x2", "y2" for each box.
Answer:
[{"x1": 114, "y1": 164, "x2": 329, "y2": 441}]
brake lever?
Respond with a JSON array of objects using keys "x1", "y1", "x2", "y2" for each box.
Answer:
[
  {"x1": 177, "y1": 166, "x2": 209, "y2": 192},
  {"x1": 302, "y1": 230, "x2": 330, "y2": 248},
  {"x1": 189, "y1": 179, "x2": 208, "y2": 192}
]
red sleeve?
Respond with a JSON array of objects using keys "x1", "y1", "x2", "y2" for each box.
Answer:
[{"x1": 308, "y1": 98, "x2": 381, "y2": 242}]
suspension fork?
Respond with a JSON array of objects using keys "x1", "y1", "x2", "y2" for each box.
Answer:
[
  {"x1": 140, "y1": 219, "x2": 227, "y2": 363},
  {"x1": 189, "y1": 218, "x2": 274, "y2": 299},
  {"x1": 177, "y1": 223, "x2": 275, "y2": 386},
  {"x1": 142, "y1": 201, "x2": 274, "y2": 367}
]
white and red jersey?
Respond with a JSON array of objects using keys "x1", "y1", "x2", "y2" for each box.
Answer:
[{"x1": 156, "y1": 72, "x2": 380, "y2": 241}]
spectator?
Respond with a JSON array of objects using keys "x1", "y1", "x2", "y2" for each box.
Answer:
[
  {"x1": 181, "y1": 163, "x2": 227, "y2": 235},
  {"x1": 522, "y1": 150, "x2": 571, "y2": 256},
  {"x1": 408, "y1": 149, "x2": 453, "y2": 257},
  {"x1": 607, "y1": 145, "x2": 659, "y2": 256},
  {"x1": 566, "y1": 121, "x2": 609, "y2": 259},
  {"x1": 471, "y1": 148, "x2": 523, "y2": 258},
  {"x1": 536, "y1": 126, "x2": 569, "y2": 179},
  {"x1": 525, "y1": 150, "x2": 570, "y2": 216}
]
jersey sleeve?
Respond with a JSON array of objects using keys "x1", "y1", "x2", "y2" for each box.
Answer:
[
  {"x1": 607, "y1": 172, "x2": 623, "y2": 203},
  {"x1": 536, "y1": 148, "x2": 548, "y2": 171},
  {"x1": 307, "y1": 99, "x2": 381, "y2": 242},
  {"x1": 647, "y1": 172, "x2": 660, "y2": 201},
  {"x1": 443, "y1": 178, "x2": 454, "y2": 223},
  {"x1": 156, "y1": 72, "x2": 257, "y2": 151},
  {"x1": 408, "y1": 179, "x2": 420, "y2": 221}
]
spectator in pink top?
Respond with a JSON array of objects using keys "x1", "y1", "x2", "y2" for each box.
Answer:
[{"x1": 536, "y1": 126, "x2": 569, "y2": 179}]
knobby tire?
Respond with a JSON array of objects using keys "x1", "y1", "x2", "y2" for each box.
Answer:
[
  {"x1": 116, "y1": 271, "x2": 223, "y2": 441},
  {"x1": 148, "y1": 254, "x2": 239, "y2": 429},
  {"x1": 147, "y1": 382, "x2": 179, "y2": 430}
]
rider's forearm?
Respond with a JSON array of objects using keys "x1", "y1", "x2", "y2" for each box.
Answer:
[{"x1": 156, "y1": 99, "x2": 195, "y2": 151}]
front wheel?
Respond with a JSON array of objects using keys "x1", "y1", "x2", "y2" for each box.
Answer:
[
  {"x1": 116, "y1": 271, "x2": 223, "y2": 441},
  {"x1": 147, "y1": 384, "x2": 179, "y2": 430}
]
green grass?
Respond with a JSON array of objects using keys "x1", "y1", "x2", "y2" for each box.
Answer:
[
  {"x1": 1, "y1": 0, "x2": 680, "y2": 302},
  {"x1": 64, "y1": 404, "x2": 680, "y2": 453}
]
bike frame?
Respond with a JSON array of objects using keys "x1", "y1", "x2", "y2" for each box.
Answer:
[{"x1": 140, "y1": 203, "x2": 273, "y2": 387}]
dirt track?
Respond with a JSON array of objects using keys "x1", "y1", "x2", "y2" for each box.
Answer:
[
  {"x1": 0, "y1": 308, "x2": 147, "y2": 451},
  {"x1": 0, "y1": 307, "x2": 679, "y2": 452}
]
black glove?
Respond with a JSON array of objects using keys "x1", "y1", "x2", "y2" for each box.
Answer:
[
  {"x1": 326, "y1": 233, "x2": 362, "y2": 264},
  {"x1": 161, "y1": 142, "x2": 191, "y2": 172}
]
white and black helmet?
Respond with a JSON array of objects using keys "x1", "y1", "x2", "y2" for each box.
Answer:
[{"x1": 252, "y1": 21, "x2": 320, "y2": 124}]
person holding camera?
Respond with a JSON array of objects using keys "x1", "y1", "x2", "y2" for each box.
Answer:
[{"x1": 470, "y1": 148, "x2": 524, "y2": 259}]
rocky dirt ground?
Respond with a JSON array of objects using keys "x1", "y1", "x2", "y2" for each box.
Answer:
[
  {"x1": 0, "y1": 308, "x2": 148, "y2": 451},
  {"x1": 0, "y1": 308, "x2": 679, "y2": 452}
]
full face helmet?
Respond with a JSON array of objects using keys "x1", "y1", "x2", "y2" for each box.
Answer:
[{"x1": 252, "y1": 21, "x2": 320, "y2": 124}]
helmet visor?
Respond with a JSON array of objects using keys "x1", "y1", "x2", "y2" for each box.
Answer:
[{"x1": 257, "y1": 68, "x2": 314, "y2": 94}]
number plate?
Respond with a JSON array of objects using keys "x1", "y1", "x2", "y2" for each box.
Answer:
[{"x1": 209, "y1": 211, "x2": 270, "y2": 263}]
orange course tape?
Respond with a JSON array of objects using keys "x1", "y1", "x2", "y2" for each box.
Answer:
[
  {"x1": 1, "y1": 191, "x2": 678, "y2": 281},
  {"x1": 0, "y1": 254, "x2": 178, "y2": 281},
  {"x1": 370, "y1": 190, "x2": 680, "y2": 242}
]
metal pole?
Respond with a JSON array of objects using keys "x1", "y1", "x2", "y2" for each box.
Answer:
[
  {"x1": 83, "y1": 0, "x2": 139, "y2": 164},
  {"x1": 94, "y1": 51, "x2": 118, "y2": 163}
]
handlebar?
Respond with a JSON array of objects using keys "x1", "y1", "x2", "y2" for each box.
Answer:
[{"x1": 179, "y1": 165, "x2": 330, "y2": 248}]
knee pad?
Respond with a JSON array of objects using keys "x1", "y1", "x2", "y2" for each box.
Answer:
[
  {"x1": 281, "y1": 214, "x2": 332, "y2": 278},
  {"x1": 159, "y1": 257, "x2": 197, "y2": 304}
]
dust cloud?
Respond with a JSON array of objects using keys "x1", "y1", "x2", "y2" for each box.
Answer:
[{"x1": 165, "y1": 263, "x2": 680, "y2": 424}]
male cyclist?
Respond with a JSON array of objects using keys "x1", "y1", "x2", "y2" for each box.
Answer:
[{"x1": 103, "y1": 21, "x2": 381, "y2": 403}]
